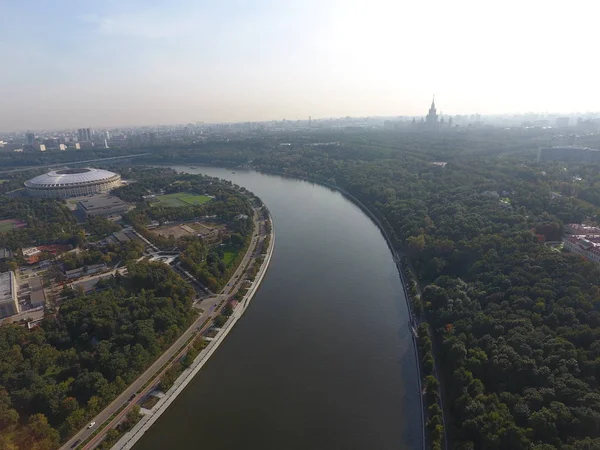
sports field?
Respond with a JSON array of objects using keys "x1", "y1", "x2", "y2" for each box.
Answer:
[
  {"x1": 0, "y1": 219, "x2": 27, "y2": 233},
  {"x1": 154, "y1": 192, "x2": 212, "y2": 208}
]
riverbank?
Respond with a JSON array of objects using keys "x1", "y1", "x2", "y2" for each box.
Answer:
[
  {"x1": 246, "y1": 168, "x2": 425, "y2": 450},
  {"x1": 162, "y1": 164, "x2": 426, "y2": 449},
  {"x1": 111, "y1": 208, "x2": 275, "y2": 450}
]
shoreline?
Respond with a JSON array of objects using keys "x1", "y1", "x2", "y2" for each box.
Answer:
[
  {"x1": 244, "y1": 168, "x2": 426, "y2": 450},
  {"x1": 156, "y1": 163, "x2": 425, "y2": 449},
  {"x1": 111, "y1": 207, "x2": 275, "y2": 450}
]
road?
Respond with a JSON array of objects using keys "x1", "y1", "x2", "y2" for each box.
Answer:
[
  {"x1": 0, "y1": 153, "x2": 150, "y2": 175},
  {"x1": 61, "y1": 208, "x2": 264, "y2": 450}
]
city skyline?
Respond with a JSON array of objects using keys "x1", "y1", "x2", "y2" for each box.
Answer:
[
  {"x1": 2, "y1": 0, "x2": 599, "y2": 130},
  {"x1": 2, "y1": 108, "x2": 598, "y2": 135}
]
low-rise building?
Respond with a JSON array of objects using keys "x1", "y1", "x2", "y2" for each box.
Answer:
[
  {"x1": 566, "y1": 223, "x2": 600, "y2": 235},
  {"x1": 22, "y1": 247, "x2": 42, "y2": 264},
  {"x1": 77, "y1": 195, "x2": 130, "y2": 218},
  {"x1": 112, "y1": 230, "x2": 131, "y2": 243},
  {"x1": 28, "y1": 277, "x2": 45, "y2": 308},
  {"x1": 0, "y1": 271, "x2": 19, "y2": 318},
  {"x1": 563, "y1": 236, "x2": 600, "y2": 263}
]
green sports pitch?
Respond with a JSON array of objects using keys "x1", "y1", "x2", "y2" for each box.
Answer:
[
  {"x1": 153, "y1": 192, "x2": 212, "y2": 208},
  {"x1": 0, "y1": 219, "x2": 26, "y2": 233}
]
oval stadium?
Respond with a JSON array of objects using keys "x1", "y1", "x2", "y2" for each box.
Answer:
[{"x1": 24, "y1": 168, "x2": 122, "y2": 198}]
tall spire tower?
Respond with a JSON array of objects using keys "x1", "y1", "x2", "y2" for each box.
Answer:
[{"x1": 425, "y1": 95, "x2": 439, "y2": 130}]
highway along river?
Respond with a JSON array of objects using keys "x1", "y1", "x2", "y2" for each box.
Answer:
[{"x1": 133, "y1": 165, "x2": 421, "y2": 450}]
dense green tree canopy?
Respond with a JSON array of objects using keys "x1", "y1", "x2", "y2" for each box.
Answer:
[
  {"x1": 125, "y1": 130, "x2": 600, "y2": 449},
  {"x1": 0, "y1": 262, "x2": 195, "y2": 448}
]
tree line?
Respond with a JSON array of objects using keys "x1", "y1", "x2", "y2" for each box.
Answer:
[
  {"x1": 128, "y1": 131, "x2": 600, "y2": 449},
  {"x1": 0, "y1": 262, "x2": 195, "y2": 449}
]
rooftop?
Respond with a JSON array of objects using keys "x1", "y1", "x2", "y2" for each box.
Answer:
[
  {"x1": 77, "y1": 195, "x2": 128, "y2": 212},
  {"x1": 0, "y1": 271, "x2": 15, "y2": 305},
  {"x1": 565, "y1": 235, "x2": 600, "y2": 256},
  {"x1": 25, "y1": 168, "x2": 120, "y2": 188},
  {"x1": 567, "y1": 223, "x2": 600, "y2": 235}
]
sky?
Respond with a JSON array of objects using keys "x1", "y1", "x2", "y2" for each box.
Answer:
[{"x1": 1, "y1": 0, "x2": 599, "y2": 130}]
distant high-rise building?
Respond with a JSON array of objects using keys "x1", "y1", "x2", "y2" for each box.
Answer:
[
  {"x1": 77, "y1": 128, "x2": 92, "y2": 142},
  {"x1": 1, "y1": 143, "x2": 22, "y2": 152},
  {"x1": 26, "y1": 132, "x2": 35, "y2": 145},
  {"x1": 556, "y1": 117, "x2": 570, "y2": 128},
  {"x1": 43, "y1": 138, "x2": 58, "y2": 148},
  {"x1": 425, "y1": 96, "x2": 439, "y2": 130}
]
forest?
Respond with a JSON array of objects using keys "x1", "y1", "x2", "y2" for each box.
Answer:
[
  {"x1": 0, "y1": 167, "x2": 257, "y2": 449},
  {"x1": 0, "y1": 197, "x2": 80, "y2": 251},
  {"x1": 127, "y1": 130, "x2": 600, "y2": 449},
  {"x1": 3, "y1": 130, "x2": 600, "y2": 448},
  {"x1": 0, "y1": 262, "x2": 195, "y2": 449},
  {"x1": 113, "y1": 167, "x2": 253, "y2": 224},
  {"x1": 114, "y1": 167, "x2": 254, "y2": 291}
]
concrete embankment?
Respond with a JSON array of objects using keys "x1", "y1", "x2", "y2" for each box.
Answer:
[
  {"x1": 320, "y1": 181, "x2": 425, "y2": 450},
  {"x1": 254, "y1": 170, "x2": 425, "y2": 450},
  {"x1": 112, "y1": 210, "x2": 275, "y2": 450}
]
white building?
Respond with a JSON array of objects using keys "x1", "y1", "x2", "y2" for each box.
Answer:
[
  {"x1": 0, "y1": 271, "x2": 19, "y2": 318},
  {"x1": 24, "y1": 168, "x2": 122, "y2": 199},
  {"x1": 563, "y1": 236, "x2": 600, "y2": 264}
]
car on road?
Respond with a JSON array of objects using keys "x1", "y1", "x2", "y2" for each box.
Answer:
[
  {"x1": 87, "y1": 421, "x2": 96, "y2": 429},
  {"x1": 129, "y1": 394, "x2": 136, "y2": 401},
  {"x1": 71, "y1": 439, "x2": 81, "y2": 448}
]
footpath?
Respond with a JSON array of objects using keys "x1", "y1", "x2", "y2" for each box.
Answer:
[{"x1": 111, "y1": 212, "x2": 275, "y2": 450}]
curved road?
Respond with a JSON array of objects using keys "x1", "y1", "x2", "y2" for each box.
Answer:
[{"x1": 61, "y1": 208, "x2": 264, "y2": 450}]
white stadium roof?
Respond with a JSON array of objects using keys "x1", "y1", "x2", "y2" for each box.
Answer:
[{"x1": 25, "y1": 168, "x2": 119, "y2": 188}]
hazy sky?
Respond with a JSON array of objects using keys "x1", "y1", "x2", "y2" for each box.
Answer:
[{"x1": 1, "y1": 0, "x2": 599, "y2": 130}]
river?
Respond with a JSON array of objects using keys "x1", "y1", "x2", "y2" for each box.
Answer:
[{"x1": 133, "y1": 165, "x2": 421, "y2": 450}]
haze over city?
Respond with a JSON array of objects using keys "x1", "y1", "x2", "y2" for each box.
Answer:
[
  {"x1": 5, "y1": 2, "x2": 600, "y2": 450},
  {"x1": 2, "y1": 0, "x2": 599, "y2": 130}
]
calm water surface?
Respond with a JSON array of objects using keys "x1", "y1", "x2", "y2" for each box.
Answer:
[{"x1": 134, "y1": 166, "x2": 420, "y2": 450}]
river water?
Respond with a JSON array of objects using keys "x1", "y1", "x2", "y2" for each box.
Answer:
[{"x1": 133, "y1": 165, "x2": 421, "y2": 450}]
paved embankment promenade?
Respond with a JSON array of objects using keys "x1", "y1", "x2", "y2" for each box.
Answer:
[{"x1": 112, "y1": 211, "x2": 275, "y2": 450}]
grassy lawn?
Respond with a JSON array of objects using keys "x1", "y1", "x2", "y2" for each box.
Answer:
[
  {"x1": 154, "y1": 192, "x2": 212, "y2": 208},
  {"x1": 0, "y1": 180, "x2": 8, "y2": 184},
  {"x1": 223, "y1": 250, "x2": 237, "y2": 265},
  {"x1": 0, "y1": 223, "x2": 15, "y2": 233},
  {"x1": 0, "y1": 219, "x2": 26, "y2": 233}
]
